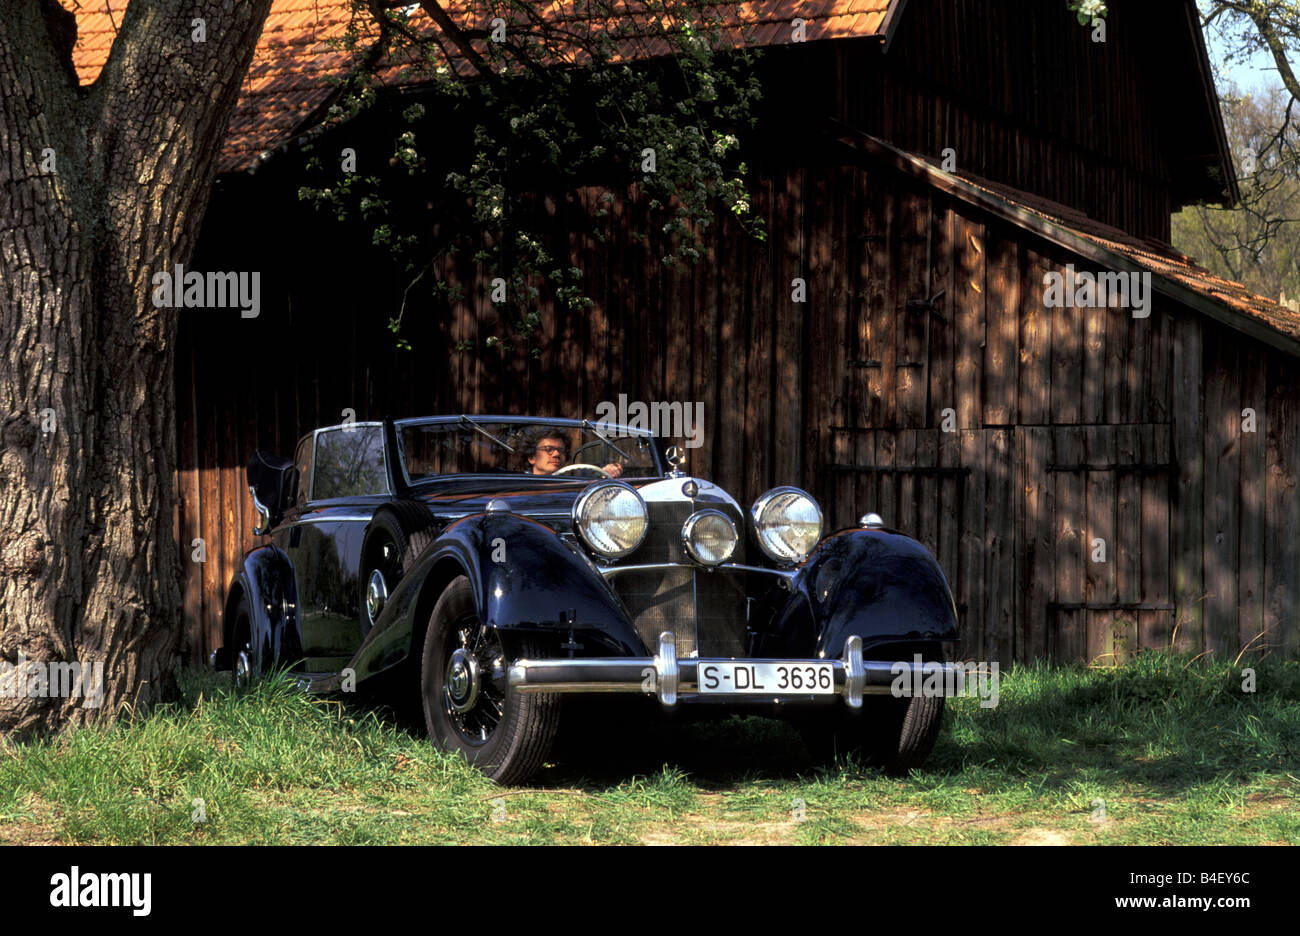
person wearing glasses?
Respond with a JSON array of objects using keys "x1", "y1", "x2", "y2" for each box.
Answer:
[{"x1": 521, "y1": 428, "x2": 623, "y2": 478}]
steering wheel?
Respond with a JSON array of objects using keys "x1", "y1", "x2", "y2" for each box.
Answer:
[{"x1": 551, "y1": 463, "x2": 612, "y2": 478}]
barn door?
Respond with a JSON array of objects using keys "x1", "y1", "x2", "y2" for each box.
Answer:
[{"x1": 1019, "y1": 425, "x2": 1175, "y2": 664}]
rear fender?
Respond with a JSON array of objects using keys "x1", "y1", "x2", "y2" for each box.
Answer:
[{"x1": 225, "y1": 545, "x2": 300, "y2": 670}]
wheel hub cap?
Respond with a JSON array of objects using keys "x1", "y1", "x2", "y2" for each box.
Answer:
[
  {"x1": 446, "y1": 648, "x2": 479, "y2": 713},
  {"x1": 366, "y1": 570, "x2": 388, "y2": 625}
]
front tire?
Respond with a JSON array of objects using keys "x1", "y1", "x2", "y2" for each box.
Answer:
[
  {"x1": 420, "y1": 576, "x2": 560, "y2": 784},
  {"x1": 800, "y1": 693, "x2": 944, "y2": 775}
]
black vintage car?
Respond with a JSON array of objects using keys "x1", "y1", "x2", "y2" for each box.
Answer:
[{"x1": 212, "y1": 415, "x2": 962, "y2": 783}]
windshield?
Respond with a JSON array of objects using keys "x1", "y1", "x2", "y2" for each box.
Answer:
[{"x1": 396, "y1": 418, "x2": 665, "y2": 484}]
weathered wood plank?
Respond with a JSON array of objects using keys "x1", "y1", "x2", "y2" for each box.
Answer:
[
  {"x1": 715, "y1": 190, "x2": 745, "y2": 494},
  {"x1": 1264, "y1": 353, "x2": 1300, "y2": 658},
  {"x1": 897, "y1": 429, "x2": 917, "y2": 537},
  {"x1": 918, "y1": 429, "x2": 940, "y2": 555},
  {"x1": 1171, "y1": 313, "x2": 1204, "y2": 653},
  {"x1": 928, "y1": 200, "x2": 955, "y2": 430},
  {"x1": 984, "y1": 427, "x2": 1015, "y2": 664},
  {"x1": 1054, "y1": 427, "x2": 1086, "y2": 661},
  {"x1": 774, "y1": 167, "x2": 804, "y2": 487},
  {"x1": 1081, "y1": 288, "x2": 1107, "y2": 424},
  {"x1": 896, "y1": 190, "x2": 929, "y2": 427},
  {"x1": 860, "y1": 176, "x2": 888, "y2": 429},
  {"x1": 959, "y1": 429, "x2": 987, "y2": 661},
  {"x1": 744, "y1": 175, "x2": 774, "y2": 504},
  {"x1": 983, "y1": 228, "x2": 1019, "y2": 425},
  {"x1": 953, "y1": 215, "x2": 985, "y2": 430},
  {"x1": 1203, "y1": 334, "x2": 1241, "y2": 658},
  {"x1": 1139, "y1": 423, "x2": 1172, "y2": 654},
  {"x1": 1020, "y1": 426, "x2": 1053, "y2": 661},
  {"x1": 1238, "y1": 348, "x2": 1267, "y2": 658},
  {"x1": 1018, "y1": 246, "x2": 1050, "y2": 425},
  {"x1": 1049, "y1": 264, "x2": 1082, "y2": 424},
  {"x1": 1085, "y1": 426, "x2": 1117, "y2": 663},
  {"x1": 937, "y1": 426, "x2": 961, "y2": 605}
]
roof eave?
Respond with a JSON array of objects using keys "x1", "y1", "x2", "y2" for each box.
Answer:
[{"x1": 831, "y1": 123, "x2": 1300, "y2": 359}]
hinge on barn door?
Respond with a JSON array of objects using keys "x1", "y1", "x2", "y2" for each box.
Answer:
[
  {"x1": 904, "y1": 288, "x2": 948, "y2": 321},
  {"x1": 847, "y1": 359, "x2": 881, "y2": 368},
  {"x1": 853, "y1": 232, "x2": 887, "y2": 243}
]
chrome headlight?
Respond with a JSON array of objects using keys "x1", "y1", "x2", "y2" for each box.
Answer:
[
  {"x1": 751, "y1": 487, "x2": 822, "y2": 564},
  {"x1": 572, "y1": 481, "x2": 648, "y2": 559},
  {"x1": 682, "y1": 509, "x2": 738, "y2": 566}
]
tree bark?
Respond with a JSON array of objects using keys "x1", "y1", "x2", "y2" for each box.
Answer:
[{"x1": 0, "y1": 0, "x2": 274, "y2": 734}]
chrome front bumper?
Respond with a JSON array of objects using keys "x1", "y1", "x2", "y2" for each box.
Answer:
[{"x1": 508, "y1": 633, "x2": 967, "y2": 708}]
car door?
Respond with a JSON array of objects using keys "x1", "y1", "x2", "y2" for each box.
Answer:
[{"x1": 285, "y1": 424, "x2": 392, "y2": 673}]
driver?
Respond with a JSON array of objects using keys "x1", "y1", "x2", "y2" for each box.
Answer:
[{"x1": 523, "y1": 430, "x2": 622, "y2": 478}]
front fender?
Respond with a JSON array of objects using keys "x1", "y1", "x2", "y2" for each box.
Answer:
[
  {"x1": 349, "y1": 513, "x2": 645, "y2": 683},
  {"x1": 772, "y1": 528, "x2": 958, "y2": 659}
]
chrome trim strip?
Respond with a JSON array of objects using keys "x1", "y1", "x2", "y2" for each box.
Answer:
[
  {"x1": 286, "y1": 513, "x2": 374, "y2": 526},
  {"x1": 596, "y1": 561, "x2": 797, "y2": 583}
]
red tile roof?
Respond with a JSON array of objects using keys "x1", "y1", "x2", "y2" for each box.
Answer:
[{"x1": 68, "y1": 0, "x2": 894, "y2": 173}]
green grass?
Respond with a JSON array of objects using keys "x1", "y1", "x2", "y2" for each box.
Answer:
[{"x1": 0, "y1": 652, "x2": 1296, "y2": 844}]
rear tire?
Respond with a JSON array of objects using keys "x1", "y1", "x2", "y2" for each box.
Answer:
[
  {"x1": 420, "y1": 576, "x2": 560, "y2": 785},
  {"x1": 360, "y1": 512, "x2": 433, "y2": 638},
  {"x1": 230, "y1": 592, "x2": 259, "y2": 690}
]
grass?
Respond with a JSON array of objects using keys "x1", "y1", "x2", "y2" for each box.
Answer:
[{"x1": 0, "y1": 651, "x2": 1296, "y2": 844}]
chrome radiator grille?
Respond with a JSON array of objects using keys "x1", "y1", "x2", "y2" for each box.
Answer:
[{"x1": 608, "y1": 497, "x2": 751, "y2": 658}]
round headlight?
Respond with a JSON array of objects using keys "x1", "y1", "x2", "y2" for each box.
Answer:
[
  {"x1": 682, "y1": 509, "x2": 738, "y2": 566},
  {"x1": 572, "y1": 482, "x2": 648, "y2": 559},
  {"x1": 751, "y1": 487, "x2": 822, "y2": 564}
]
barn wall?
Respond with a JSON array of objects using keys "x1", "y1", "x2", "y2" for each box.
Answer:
[
  {"x1": 175, "y1": 148, "x2": 1299, "y2": 667},
  {"x1": 800, "y1": 0, "x2": 1191, "y2": 241}
]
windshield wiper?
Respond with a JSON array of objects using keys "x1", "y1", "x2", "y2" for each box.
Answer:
[
  {"x1": 459, "y1": 415, "x2": 514, "y2": 453},
  {"x1": 582, "y1": 418, "x2": 634, "y2": 462}
]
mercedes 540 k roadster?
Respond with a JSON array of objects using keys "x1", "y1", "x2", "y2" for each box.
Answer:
[{"x1": 212, "y1": 415, "x2": 962, "y2": 783}]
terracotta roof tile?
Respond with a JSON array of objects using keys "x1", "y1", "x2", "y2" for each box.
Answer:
[{"x1": 68, "y1": 0, "x2": 894, "y2": 172}]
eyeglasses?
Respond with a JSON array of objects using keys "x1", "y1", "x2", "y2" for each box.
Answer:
[{"x1": 536, "y1": 445, "x2": 567, "y2": 455}]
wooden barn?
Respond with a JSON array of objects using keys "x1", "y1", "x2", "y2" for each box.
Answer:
[{"x1": 73, "y1": 0, "x2": 1300, "y2": 666}]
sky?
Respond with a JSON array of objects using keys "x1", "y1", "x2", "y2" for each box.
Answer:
[{"x1": 1202, "y1": 18, "x2": 1289, "y2": 98}]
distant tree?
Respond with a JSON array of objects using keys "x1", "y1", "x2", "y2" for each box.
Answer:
[
  {"x1": 1171, "y1": 2, "x2": 1300, "y2": 300},
  {"x1": 1172, "y1": 82, "x2": 1300, "y2": 302}
]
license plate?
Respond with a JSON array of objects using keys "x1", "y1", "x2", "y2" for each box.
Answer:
[{"x1": 697, "y1": 661, "x2": 835, "y2": 695}]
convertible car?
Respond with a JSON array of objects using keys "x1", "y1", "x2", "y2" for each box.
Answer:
[{"x1": 211, "y1": 415, "x2": 962, "y2": 783}]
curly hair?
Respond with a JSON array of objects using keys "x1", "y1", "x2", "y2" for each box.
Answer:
[{"x1": 513, "y1": 425, "x2": 568, "y2": 469}]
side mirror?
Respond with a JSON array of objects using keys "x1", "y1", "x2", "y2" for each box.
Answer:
[{"x1": 247, "y1": 450, "x2": 298, "y2": 535}]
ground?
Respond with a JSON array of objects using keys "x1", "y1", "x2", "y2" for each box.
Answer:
[{"x1": 0, "y1": 653, "x2": 1296, "y2": 845}]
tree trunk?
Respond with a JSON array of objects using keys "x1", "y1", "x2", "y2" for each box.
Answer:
[{"x1": 0, "y1": 0, "x2": 274, "y2": 734}]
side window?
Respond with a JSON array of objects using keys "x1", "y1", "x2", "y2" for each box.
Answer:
[
  {"x1": 312, "y1": 426, "x2": 388, "y2": 500},
  {"x1": 294, "y1": 435, "x2": 313, "y2": 507}
]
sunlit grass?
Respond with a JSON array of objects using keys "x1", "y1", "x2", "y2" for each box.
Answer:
[{"x1": 0, "y1": 652, "x2": 1295, "y2": 844}]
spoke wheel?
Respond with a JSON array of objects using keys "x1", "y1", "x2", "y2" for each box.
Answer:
[{"x1": 421, "y1": 576, "x2": 559, "y2": 784}]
